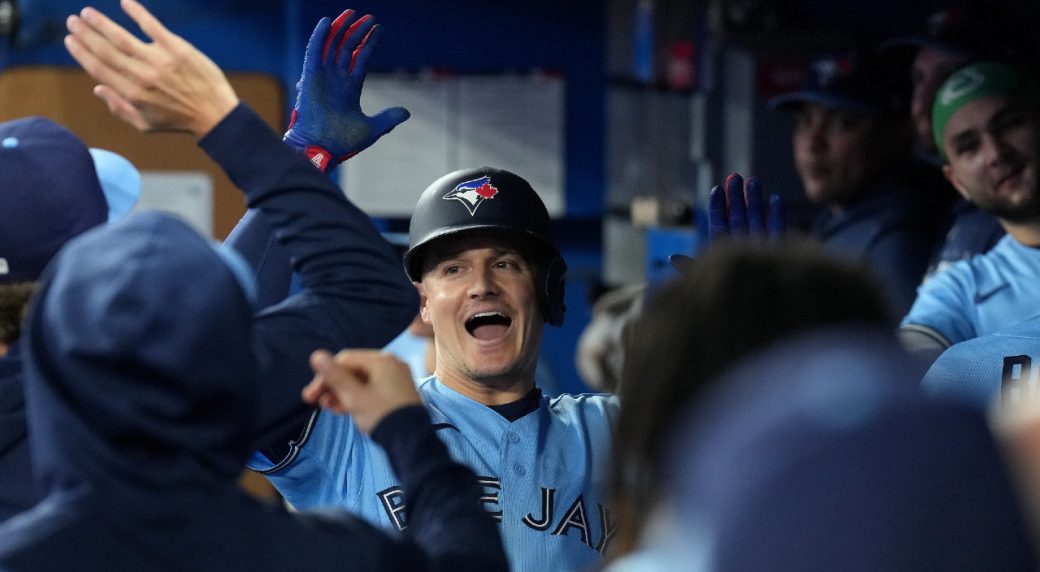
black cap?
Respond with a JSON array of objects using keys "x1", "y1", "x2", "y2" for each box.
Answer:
[
  {"x1": 769, "y1": 50, "x2": 902, "y2": 115},
  {"x1": 880, "y1": 3, "x2": 1034, "y2": 64}
]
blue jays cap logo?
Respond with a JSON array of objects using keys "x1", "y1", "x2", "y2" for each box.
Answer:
[
  {"x1": 812, "y1": 55, "x2": 854, "y2": 88},
  {"x1": 442, "y1": 175, "x2": 499, "y2": 216}
]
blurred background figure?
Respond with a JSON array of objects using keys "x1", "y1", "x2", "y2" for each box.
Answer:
[
  {"x1": 898, "y1": 61, "x2": 1040, "y2": 360},
  {"x1": 574, "y1": 283, "x2": 644, "y2": 394},
  {"x1": 769, "y1": 49, "x2": 949, "y2": 315},
  {"x1": 0, "y1": 116, "x2": 140, "y2": 523},
  {"x1": 610, "y1": 328, "x2": 1034, "y2": 571},
  {"x1": 607, "y1": 238, "x2": 898, "y2": 558},
  {"x1": 880, "y1": 1, "x2": 1040, "y2": 277}
]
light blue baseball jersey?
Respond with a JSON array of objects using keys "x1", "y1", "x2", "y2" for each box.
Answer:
[
  {"x1": 922, "y1": 314, "x2": 1040, "y2": 410},
  {"x1": 901, "y1": 235, "x2": 1040, "y2": 347},
  {"x1": 249, "y1": 377, "x2": 620, "y2": 572}
]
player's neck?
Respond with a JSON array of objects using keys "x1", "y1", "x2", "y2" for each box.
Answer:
[
  {"x1": 1003, "y1": 220, "x2": 1040, "y2": 248},
  {"x1": 436, "y1": 368, "x2": 536, "y2": 406}
]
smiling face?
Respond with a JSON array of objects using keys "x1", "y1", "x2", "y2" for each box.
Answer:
[
  {"x1": 941, "y1": 96, "x2": 1040, "y2": 223},
  {"x1": 417, "y1": 232, "x2": 544, "y2": 402}
]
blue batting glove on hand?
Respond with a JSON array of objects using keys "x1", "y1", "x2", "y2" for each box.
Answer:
[
  {"x1": 284, "y1": 10, "x2": 410, "y2": 172},
  {"x1": 708, "y1": 173, "x2": 785, "y2": 241}
]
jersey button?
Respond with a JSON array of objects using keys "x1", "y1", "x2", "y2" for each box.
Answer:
[
  {"x1": 508, "y1": 432, "x2": 520, "y2": 443},
  {"x1": 514, "y1": 463, "x2": 526, "y2": 476}
]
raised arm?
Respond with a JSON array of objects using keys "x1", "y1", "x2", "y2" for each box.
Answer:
[
  {"x1": 226, "y1": 8, "x2": 410, "y2": 309},
  {"x1": 65, "y1": 0, "x2": 419, "y2": 446}
]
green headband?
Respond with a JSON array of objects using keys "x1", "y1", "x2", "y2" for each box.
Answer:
[{"x1": 932, "y1": 61, "x2": 1039, "y2": 161}]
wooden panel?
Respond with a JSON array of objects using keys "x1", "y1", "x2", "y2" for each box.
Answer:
[{"x1": 0, "y1": 66, "x2": 286, "y2": 240}]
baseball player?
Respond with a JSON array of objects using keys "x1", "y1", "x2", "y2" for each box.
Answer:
[
  {"x1": 880, "y1": 4, "x2": 1021, "y2": 277},
  {"x1": 899, "y1": 61, "x2": 1040, "y2": 360},
  {"x1": 0, "y1": 3, "x2": 507, "y2": 570},
  {"x1": 250, "y1": 166, "x2": 619, "y2": 572},
  {"x1": 214, "y1": 10, "x2": 619, "y2": 571},
  {"x1": 768, "y1": 49, "x2": 951, "y2": 315},
  {"x1": 0, "y1": 118, "x2": 141, "y2": 522},
  {"x1": 636, "y1": 327, "x2": 1035, "y2": 571}
]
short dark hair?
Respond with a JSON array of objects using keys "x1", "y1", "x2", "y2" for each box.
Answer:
[{"x1": 0, "y1": 282, "x2": 37, "y2": 344}]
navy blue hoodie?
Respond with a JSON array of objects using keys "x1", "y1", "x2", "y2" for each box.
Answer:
[
  {"x1": 0, "y1": 105, "x2": 504, "y2": 571},
  {"x1": 0, "y1": 103, "x2": 420, "y2": 520}
]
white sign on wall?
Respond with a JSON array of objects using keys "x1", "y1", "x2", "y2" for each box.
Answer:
[
  {"x1": 135, "y1": 172, "x2": 214, "y2": 238},
  {"x1": 341, "y1": 73, "x2": 566, "y2": 218}
]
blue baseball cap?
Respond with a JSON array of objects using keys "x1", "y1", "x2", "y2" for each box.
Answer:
[
  {"x1": 0, "y1": 117, "x2": 141, "y2": 284},
  {"x1": 89, "y1": 148, "x2": 142, "y2": 222},
  {"x1": 769, "y1": 51, "x2": 901, "y2": 115}
]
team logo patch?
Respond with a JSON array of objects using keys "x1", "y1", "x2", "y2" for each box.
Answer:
[
  {"x1": 940, "y1": 67, "x2": 986, "y2": 106},
  {"x1": 443, "y1": 176, "x2": 499, "y2": 216},
  {"x1": 812, "y1": 55, "x2": 853, "y2": 88}
]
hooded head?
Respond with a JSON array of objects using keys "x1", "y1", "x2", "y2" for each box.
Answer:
[
  {"x1": 662, "y1": 329, "x2": 1035, "y2": 570},
  {"x1": 22, "y1": 212, "x2": 257, "y2": 498}
]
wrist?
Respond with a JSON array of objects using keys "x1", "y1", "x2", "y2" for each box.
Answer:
[
  {"x1": 283, "y1": 129, "x2": 337, "y2": 173},
  {"x1": 192, "y1": 96, "x2": 240, "y2": 139}
]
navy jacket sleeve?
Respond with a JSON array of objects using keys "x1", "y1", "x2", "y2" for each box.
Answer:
[
  {"x1": 199, "y1": 104, "x2": 419, "y2": 447},
  {"x1": 223, "y1": 209, "x2": 294, "y2": 308},
  {"x1": 370, "y1": 405, "x2": 509, "y2": 571}
]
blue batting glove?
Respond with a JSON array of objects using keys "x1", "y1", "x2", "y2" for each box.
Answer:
[
  {"x1": 284, "y1": 10, "x2": 410, "y2": 172},
  {"x1": 707, "y1": 173, "x2": 785, "y2": 241}
]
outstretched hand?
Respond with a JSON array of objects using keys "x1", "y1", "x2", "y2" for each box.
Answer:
[
  {"x1": 708, "y1": 173, "x2": 785, "y2": 241},
  {"x1": 64, "y1": 0, "x2": 239, "y2": 137},
  {"x1": 284, "y1": 10, "x2": 410, "y2": 172},
  {"x1": 302, "y1": 350, "x2": 421, "y2": 435}
]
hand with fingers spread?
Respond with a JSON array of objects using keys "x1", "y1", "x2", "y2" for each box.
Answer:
[
  {"x1": 303, "y1": 350, "x2": 421, "y2": 434},
  {"x1": 64, "y1": 0, "x2": 238, "y2": 137},
  {"x1": 708, "y1": 173, "x2": 786, "y2": 241},
  {"x1": 285, "y1": 10, "x2": 410, "y2": 172}
]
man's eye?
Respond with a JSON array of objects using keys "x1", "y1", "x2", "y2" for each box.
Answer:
[
  {"x1": 495, "y1": 260, "x2": 520, "y2": 270},
  {"x1": 443, "y1": 265, "x2": 460, "y2": 275},
  {"x1": 995, "y1": 113, "x2": 1027, "y2": 133},
  {"x1": 953, "y1": 139, "x2": 978, "y2": 157}
]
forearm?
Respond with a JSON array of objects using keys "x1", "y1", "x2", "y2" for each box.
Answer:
[
  {"x1": 372, "y1": 406, "x2": 508, "y2": 572},
  {"x1": 201, "y1": 103, "x2": 414, "y2": 313},
  {"x1": 223, "y1": 209, "x2": 294, "y2": 308},
  {"x1": 897, "y1": 324, "x2": 948, "y2": 366},
  {"x1": 200, "y1": 104, "x2": 417, "y2": 441}
]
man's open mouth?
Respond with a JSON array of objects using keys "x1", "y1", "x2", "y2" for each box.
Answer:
[{"x1": 465, "y1": 311, "x2": 512, "y2": 340}]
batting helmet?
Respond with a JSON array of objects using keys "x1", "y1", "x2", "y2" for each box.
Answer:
[{"x1": 404, "y1": 167, "x2": 567, "y2": 326}]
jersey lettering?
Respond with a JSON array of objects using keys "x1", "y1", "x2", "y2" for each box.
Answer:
[
  {"x1": 377, "y1": 478, "x2": 613, "y2": 553},
  {"x1": 522, "y1": 487, "x2": 556, "y2": 531},
  {"x1": 478, "y1": 477, "x2": 503, "y2": 522},
  {"x1": 595, "y1": 504, "x2": 617, "y2": 554},
  {"x1": 377, "y1": 486, "x2": 407, "y2": 531},
  {"x1": 551, "y1": 494, "x2": 592, "y2": 547},
  {"x1": 1002, "y1": 355, "x2": 1032, "y2": 405}
]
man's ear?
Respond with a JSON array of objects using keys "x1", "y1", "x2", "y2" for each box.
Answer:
[
  {"x1": 416, "y1": 282, "x2": 432, "y2": 325},
  {"x1": 943, "y1": 163, "x2": 973, "y2": 202}
]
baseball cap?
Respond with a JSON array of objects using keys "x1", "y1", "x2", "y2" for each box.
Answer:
[
  {"x1": 931, "y1": 61, "x2": 1040, "y2": 161},
  {"x1": 0, "y1": 116, "x2": 141, "y2": 284},
  {"x1": 880, "y1": 3, "x2": 1030, "y2": 63},
  {"x1": 89, "y1": 147, "x2": 141, "y2": 222},
  {"x1": 768, "y1": 50, "x2": 901, "y2": 115}
]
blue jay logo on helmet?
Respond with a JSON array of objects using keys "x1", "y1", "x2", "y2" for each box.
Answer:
[{"x1": 443, "y1": 175, "x2": 499, "y2": 216}]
